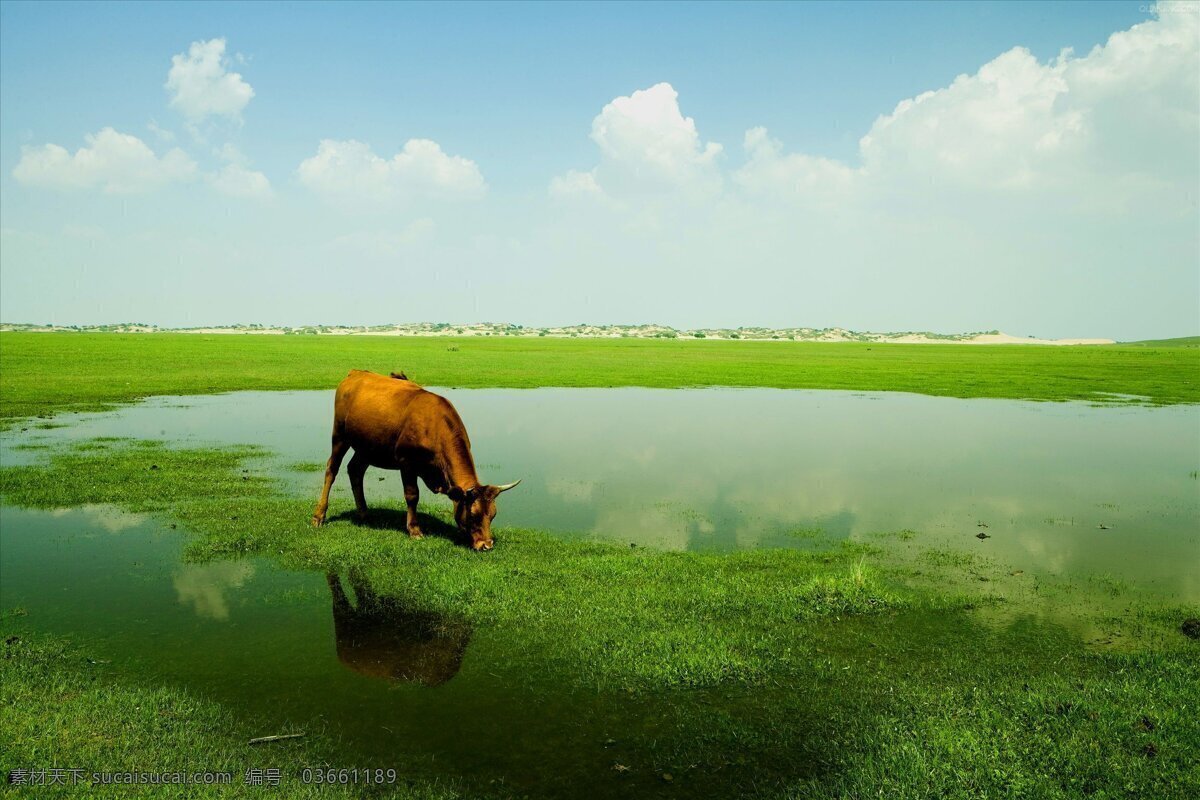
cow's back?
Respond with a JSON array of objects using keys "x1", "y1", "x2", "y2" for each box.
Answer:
[{"x1": 332, "y1": 370, "x2": 457, "y2": 465}]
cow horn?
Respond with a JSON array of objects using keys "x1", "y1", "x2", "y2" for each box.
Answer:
[{"x1": 494, "y1": 479, "x2": 522, "y2": 493}]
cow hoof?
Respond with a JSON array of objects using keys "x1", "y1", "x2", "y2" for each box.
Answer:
[
  {"x1": 311, "y1": 515, "x2": 325, "y2": 528},
  {"x1": 353, "y1": 511, "x2": 368, "y2": 525},
  {"x1": 408, "y1": 528, "x2": 424, "y2": 540}
]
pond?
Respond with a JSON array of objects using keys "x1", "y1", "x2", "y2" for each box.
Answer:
[
  {"x1": 1, "y1": 388, "x2": 1198, "y2": 794},
  {"x1": 2, "y1": 504, "x2": 758, "y2": 797},
  {"x1": 4, "y1": 388, "x2": 1198, "y2": 597}
]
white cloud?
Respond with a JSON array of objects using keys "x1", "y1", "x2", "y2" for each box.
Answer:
[
  {"x1": 555, "y1": 82, "x2": 723, "y2": 196},
  {"x1": 857, "y1": 4, "x2": 1197, "y2": 193},
  {"x1": 720, "y1": 2, "x2": 1196, "y2": 212},
  {"x1": 147, "y1": 119, "x2": 176, "y2": 142},
  {"x1": 592, "y1": 82, "x2": 722, "y2": 174},
  {"x1": 548, "y1": 168, "x2": 604, "y2": 198},
  {"x1": 209, "y1": 164, "x2": 272, "y2": 199},
  {"x1": 216, "y1": 142, "x2": 248, "y2": 165},
  {"x1": 858, "y1": 47, "x2": 1086, "y2": 190},
  {"x1": 297, "y1": 138, "x2": 486, "y2": 202},
  {"x1": 166, "y1": 38, "x2": 254, "y2": 122},
  {"x1": 734, "y1": 127, "x2": 857, "y2": 200},
  {"x1": 12, "y1": 128, "x2": 197, "y2": 193},
  {"x1": 205, "y1": 144, "x2": 271, "y2": 198}
]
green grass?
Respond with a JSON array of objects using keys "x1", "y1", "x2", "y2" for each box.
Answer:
[
  {"x1": 1124, "y1": 335, "x2": 1200, "y2": 348},
  {"x1": 2, "y1": 332, "x2": 1197, "y2": 423},
  {"x1": 2, "y1": 331, "x2": 1197, "y2": 795},
  {"x1": 2, "y1": 439, "x2": 1198, "y2": 798},
  {"x1": 786, "y1": 619, "x2": 1200, "y2": 799}
]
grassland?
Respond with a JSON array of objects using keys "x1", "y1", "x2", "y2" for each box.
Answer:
[
  {"x1": 1, "y1": 332, "x2": 1198, "y2": 423},
  {"x1": 1, "y1": 332, "x2": 1197, "y2": 796},
  {"x1": 1126, "y1": 335, "x2": 1200, "y2": 348},
  {"x1": 2, "y1": 439, "x2": 1197, "y2": 798}
]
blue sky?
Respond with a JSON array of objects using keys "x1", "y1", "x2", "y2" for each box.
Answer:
[{"x1": 1, "y1": 1, "x2": 1196, "y2": 338}]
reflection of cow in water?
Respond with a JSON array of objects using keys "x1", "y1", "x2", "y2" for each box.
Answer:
[{"x1": 326, "y1": 572, "x2": 471, "y2": 686}]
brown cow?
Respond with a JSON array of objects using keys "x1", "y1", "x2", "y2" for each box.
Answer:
[{"x1": 311, "y1": 369, "x2": 519, "y2": 551}]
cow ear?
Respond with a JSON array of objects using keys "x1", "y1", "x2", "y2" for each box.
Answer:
[{"x1": 447, "y1": 487, "x2": 465, "y2": 502}]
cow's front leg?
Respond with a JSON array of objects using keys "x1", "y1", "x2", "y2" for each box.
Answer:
[
  {"x1": 400, "y1": 467, "x2": 423, "y2": 539},
  {"x1": 347, "y1": 453, "x2": 369, "y2": 522},
  {"x1": 312, "y1": 435, "x2": 349, "y2": 527}
]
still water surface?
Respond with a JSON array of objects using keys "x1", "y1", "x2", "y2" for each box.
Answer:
[
  {"x1": 4, "y1": 388, "x2": 1198, "y2": 593},
  {"x1": 1, "y1": 388, "x2": 1197, "y2": 794},
  {"x1": 2, "y1": 505, "x2": 714, "y2": 796}
]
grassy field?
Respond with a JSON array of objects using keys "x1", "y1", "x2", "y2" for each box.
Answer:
[
  {"x1": 1, "y1": 333, "x2": 1197, "y2": 796},
  {"x1": 1, "y1": 332, "x2": 1198, "y2": 423},
  {"x1": 1126, "y1": 335, "x2": 1200, "y2": 348},
  {"x1": 1, "y1": 439, "x2": 1197, "y2": 798}
]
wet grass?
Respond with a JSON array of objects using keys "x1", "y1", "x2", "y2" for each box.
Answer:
[
  {"x1": 0, "y1": 440, "x2": 934, "y2": 690},
  {"x1": 1, "y1": 332, "x2": 1197, "y2": 424},
  {"x1": 921, "y1": 548, "x2": 980, "y2": 569},
  {"x1": 0, "y1": 624, "x2": 458, "y2": 799},
  {"x1": 1, "y1": 438, "x2": 1198, "y2": 797},
  {"x1": 6, "y1": 607, "x2": 1194, "y2": 799}
]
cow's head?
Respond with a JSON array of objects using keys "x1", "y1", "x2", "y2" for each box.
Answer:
[{"x1": 447, "y1": 481, "x2": 521, "y2": 551}]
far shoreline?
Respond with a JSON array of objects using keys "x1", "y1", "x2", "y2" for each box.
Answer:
[{"x1": 0, "y1": 322, "x2": 1119, "y2": 346}]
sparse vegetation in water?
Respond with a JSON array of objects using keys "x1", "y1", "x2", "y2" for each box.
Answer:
[
  {"x1": 868, "y1": 528, "x2": 918, "y2": 541},
  {"x1": 921, "y1": 548, "x2": 979, "y2": 568},
  {"x1": 1089, "y1": 573, "x2": 1131, "y2": 597},
  {"x1": 787, "y1": 527, "x2": 826, "y2": 539},
  {"x1": 0, "y1": 440, "x2": 931, "y2": 690}
]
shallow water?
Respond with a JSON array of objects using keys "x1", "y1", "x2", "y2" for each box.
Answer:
[
  {"x1": 3, "y1": 388, "x2": 1198, "y2": 598},
  {"x1": 2, "y1": 388, "x2": 1198, "y2": 794},
  {"x1": 0, "y1": 504, "x2": 816, "y2": 797}
]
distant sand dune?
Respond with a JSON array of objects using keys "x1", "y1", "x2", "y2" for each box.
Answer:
[{"x1": 958, "y1": 333, "x2": 1114, "y2": 346}]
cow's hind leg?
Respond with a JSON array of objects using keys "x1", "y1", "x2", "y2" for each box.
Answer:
[
  {"x1": 347, "y1": 452, "x2": 370, "y2": 522},
  {"x1": 312, "y1": 436, "x2": 349, "y2": 527},
  {"x1": 401, "y1": 467, "x2": 423, "y2": 539}
]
